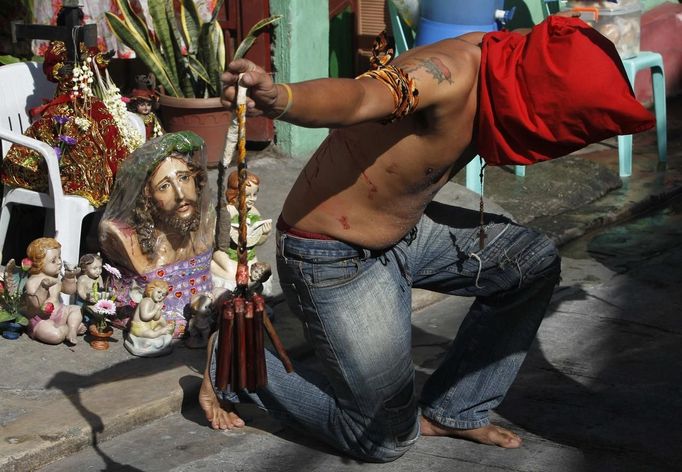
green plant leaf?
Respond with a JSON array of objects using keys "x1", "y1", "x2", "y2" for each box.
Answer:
[
  {"x1": 187, "y1": 55, "x2": 212, "y2": 85},
  {"x1": 215, "y1": 23, "x2": 225, "y2": 71},
  {"x1": 0, "y1": 310, "x2": 15, "y2": 323},
  {"x1": 109, "y1": 3, "x2": 279, "y2": 99},
  {"x1": 180, "y1": 0, "x2": 201, "y2": 55},
  {"x1": 198, "y1": 22, "x2": 222, "y2": 97},
  {"x1": 233, "y1": 15, "x2": 282, "y2": 61},
  {"x1": 106, "y1": 12, "x2": 182, "y2": 97},
  {"x1": 187, "y1": 56, "x2": 211, "y2": 91},
  {"x1": 112, "y1": 0, "x2": 154, "y2": 48},
  {"x1": 165, "y1": 0, "x2": 196, "y2": 98},
  {"x1": 148, "y1": 0, "x2": 180, "y2": 90},
  {"x1": 209, "y1": 0, "x2": 225, "y2": 23}
]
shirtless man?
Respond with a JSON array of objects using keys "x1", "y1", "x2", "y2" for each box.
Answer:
[{"x1": 200, "y1": 15, "x2": 650, "y2": 462}]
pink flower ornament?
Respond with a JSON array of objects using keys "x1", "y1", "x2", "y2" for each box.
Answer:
[{"x1": 92, "y1": 299, "x2": 117, "y2": 316}]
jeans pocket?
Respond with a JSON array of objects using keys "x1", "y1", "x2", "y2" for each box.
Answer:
[{"x1": 307, "y1": 257, "x2": 363, "y2": 289}]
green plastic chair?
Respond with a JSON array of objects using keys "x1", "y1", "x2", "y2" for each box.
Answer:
[
  {"x1": 387, "y1": 1, "x2": 414, "y2": 55},
  {"x1": 618, "y1": 51, "x2": 667, "y2": 177}
]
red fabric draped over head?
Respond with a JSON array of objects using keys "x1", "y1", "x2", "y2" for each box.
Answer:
[{"x1": 477, "y1": 16, "x2": 655, "y2": 166}]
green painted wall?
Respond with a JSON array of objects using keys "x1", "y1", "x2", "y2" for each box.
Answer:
[{"x1": 270, "y1": 0, "x2": 329, "y2": 159}]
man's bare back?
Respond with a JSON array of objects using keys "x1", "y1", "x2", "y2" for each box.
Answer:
[{"x1": 282, "y1": 35, "x2": 483, "y2": 249}]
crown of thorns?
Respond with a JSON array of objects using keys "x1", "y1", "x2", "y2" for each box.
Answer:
[{"x1": 116, "y1": 131, "x2": 205, "y2": 185}]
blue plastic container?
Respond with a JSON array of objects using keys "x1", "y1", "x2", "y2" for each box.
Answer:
[{"x1": 415, "y1": 0, "x2": 504, "y2": 46}]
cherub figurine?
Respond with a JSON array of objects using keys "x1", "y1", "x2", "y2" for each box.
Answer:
[
  {"x1": 127, "y1": 88, "x2": 164, "y2": 140},
  {"x1": 21, "y1": 237, "x2": 85, "y2": 345},
  {"x1": 123, "y1": 279, "x2": 174, "y2": 357},
  {"x1": 211, "y1": 170, "x2": 272, "y2": 294},
  {"x1": 76, "y1": 253, "x2": 106, "y2": 305},
  {"x1": 185, "y1": 292, "x2": 215, "y2": 349}
]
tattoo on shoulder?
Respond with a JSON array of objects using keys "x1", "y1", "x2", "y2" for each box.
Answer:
[{"x1": 402, "y1": 57, "x2": 453, "y2": 85}]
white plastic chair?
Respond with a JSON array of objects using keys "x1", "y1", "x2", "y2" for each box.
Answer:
[{"x1": 0, "y1": 61, "x2": 145, "y2": 278}]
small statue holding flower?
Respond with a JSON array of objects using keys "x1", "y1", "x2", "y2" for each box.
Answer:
[{"x1": 76, "y1": 253, "x2": 121, "y2": 335}]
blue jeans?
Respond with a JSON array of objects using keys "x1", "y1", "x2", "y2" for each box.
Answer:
[{"x1": 211, "y1": 202, "x2": 560, "y2": 462}]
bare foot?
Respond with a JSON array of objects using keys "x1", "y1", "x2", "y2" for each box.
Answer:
[
  {"x1": 199, "y1": 369, "x2": 245, "y2": 430},
  {"x1": 199, "y1": 333, "x2": 245, "y2": 430},
  {"x1": 420, "y1": 416, "x2": 522, "y2": 448},
  {"x1": 77, "y1": 323, "x2": 87, "y2": 335}
]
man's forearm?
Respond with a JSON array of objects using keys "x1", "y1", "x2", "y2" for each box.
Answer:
[{"x1": 270, "y1": 77, "x2": 390, "y2": 128}]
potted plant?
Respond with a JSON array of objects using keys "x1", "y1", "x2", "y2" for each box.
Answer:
[
  {"x1": 105, "y1": 0, "x2": 280, "y2": 165},
  {"x1": 0, "y1": 259, "x2": 31, "y2": 340}
]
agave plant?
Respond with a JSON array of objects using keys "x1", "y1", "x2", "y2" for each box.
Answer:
[{"x1": 106, "y1": 0, "x2": 280, "y2": 99}]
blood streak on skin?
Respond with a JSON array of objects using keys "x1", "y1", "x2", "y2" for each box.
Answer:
[
  {"x1": 338, "y1": 216, "x2": 351, "y2": 230},
  {"x1": 361, "y1": 171, "x2": 378, "y2": 200}
]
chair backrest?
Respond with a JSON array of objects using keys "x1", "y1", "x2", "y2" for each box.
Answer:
[{"x1": 0, "y1": 61, "x2": 56, "y2": 158}]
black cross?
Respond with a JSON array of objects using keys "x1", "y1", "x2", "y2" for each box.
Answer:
[{"x1": 10, "y1": 1, "x2": 97, "y2": 63}]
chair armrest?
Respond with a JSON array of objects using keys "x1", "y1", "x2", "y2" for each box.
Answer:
[{"x1": 0, "y1": 128, "x2": 66, "y2": 202}]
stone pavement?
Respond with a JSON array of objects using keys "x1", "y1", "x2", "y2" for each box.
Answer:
[{"x1": 0, "y1": 96, "x2": 680, "y2": 471}]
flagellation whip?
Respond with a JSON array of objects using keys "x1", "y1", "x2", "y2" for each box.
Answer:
[{"x1": 215, "y1": 75, "x2": 294, "y2": 392}]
